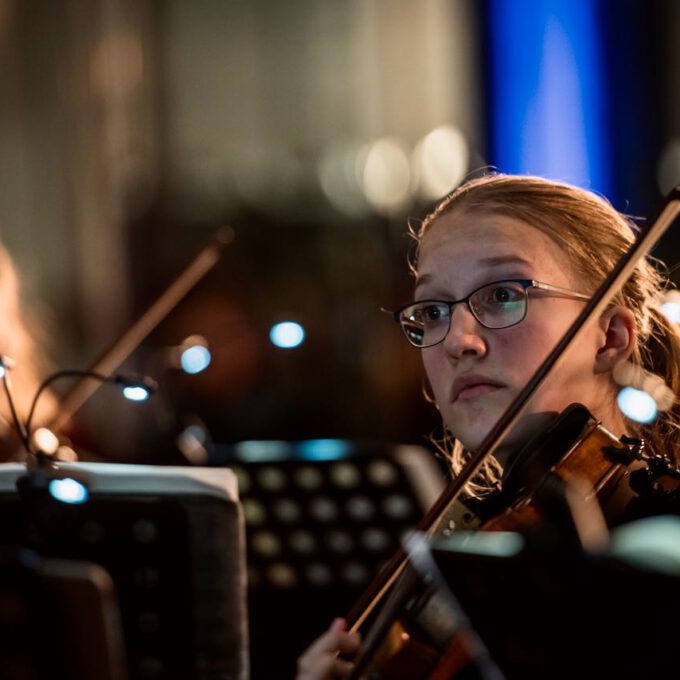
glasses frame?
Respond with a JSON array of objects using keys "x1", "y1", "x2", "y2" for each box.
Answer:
[{"x1": 393, "y1": 278, "x2": 591, "y2": 348}]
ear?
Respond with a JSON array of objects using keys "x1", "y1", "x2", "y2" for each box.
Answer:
[{"x1": 594, "y1": 305, "x2": 636, "y2": 373}]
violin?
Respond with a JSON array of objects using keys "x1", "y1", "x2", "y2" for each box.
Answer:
[
  {"x1": 342, "y1": 188, "x2": 680, "y2": 679},
  {"x1": 348, "y1": 405, "x2": 648, "y2": 679}
]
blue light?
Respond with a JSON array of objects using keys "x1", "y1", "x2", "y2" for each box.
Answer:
[
  {"x1": 610, "y1": 516, "x2": 680, "y2": 575},
  {"x1": 49, "y1": 478, "x2": 89, "y2": 504},
  {"x1": 443, "y1": 530, "x2": 525, "y2": 557},
  {"x1": 662, "y1": 302, "x2": 680, "y2": 324},
  {"x1": 122, "y1": 385, "x2": 151, "y2": 402},
  {"x1": 617, "y1": 387, "x2": 658, "y2": 424},
  {"x1": 488, "y1": 0, "x2": 609, "y2": 194},
  {"x1": 270, "y1": 322, "x2": 305, "y2": 349},
  {"x1": 235, "y1": 440, "x2": 292, "y2": 462},
  {"x1": 298, "y1": 439, "x2": 352, "y2": 461},
  {"x1": 180, "y1": 345, "x2": 212, "y2": 374}
]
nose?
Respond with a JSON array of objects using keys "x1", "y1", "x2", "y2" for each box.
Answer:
[{"x1": 441, "y1": 303, "x2": 487, "y2": 359}]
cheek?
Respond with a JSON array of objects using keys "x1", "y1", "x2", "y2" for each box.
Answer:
[
  {"x1": 500, "y1": 319, "x2": 598, "y2": 400},
  {"x1": 421, "y1": 349, "x2": 448, "y2": 395},
  {"x1": 492, "y1": 324, "x2": 550, "y2": 375},
  {"x1": 497, "y1": 319, "x2": 567, "y2": 364}
]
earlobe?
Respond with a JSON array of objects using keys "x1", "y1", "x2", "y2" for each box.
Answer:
[{"x1": 594, "y1": 306, "x2": 637, "y2": 373}]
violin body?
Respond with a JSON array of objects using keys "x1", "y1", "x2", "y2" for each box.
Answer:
[{"x1": 482, "y1": 403, "x2": 638, "y2": 533}]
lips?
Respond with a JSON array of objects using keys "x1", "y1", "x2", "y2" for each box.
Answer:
[{"x1": 451, "y1": 374, "x2": 505, "y2": 402}]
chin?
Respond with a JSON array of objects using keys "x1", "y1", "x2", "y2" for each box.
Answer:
[
  {"x1": 448, "y1": 422, "x2": 495, "y2": 453},
  {"x1": 445, "y1": 407, "x2": 503, "y2": 450}
]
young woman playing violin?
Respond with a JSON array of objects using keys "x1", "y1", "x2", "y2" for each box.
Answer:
[{"x1": 296, "y1": 173, "x2": 680, "y2": 680}]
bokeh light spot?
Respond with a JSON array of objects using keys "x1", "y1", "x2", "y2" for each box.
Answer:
[{"x1": 270, "y1": 322, "x2": 305, "y2": 349}]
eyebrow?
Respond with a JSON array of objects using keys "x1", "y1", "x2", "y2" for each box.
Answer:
[{"x1": 415, "y1": 254, "x2": 533, "y2": 288}]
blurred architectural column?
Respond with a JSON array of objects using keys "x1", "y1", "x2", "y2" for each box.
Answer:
[
  {"x1": 62, "y1": 0, "x2": 159, "y2": 350},
  {"x1": 0, "y1": 0, "x2": 160, "y2": 363}
]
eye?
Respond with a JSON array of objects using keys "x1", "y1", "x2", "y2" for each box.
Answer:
[
  {"x1": 492, "y1": 287, "x2": 511, "y2": 303},
  {"x1": 487, "y1": 284, "x2": 524, "y2": 305},
  {"x1": 423, "y1": 304, "x2": 442, "y2": 321},
  {"x1": 409, "y1": 303, "x2": 448, "y2": 324}
]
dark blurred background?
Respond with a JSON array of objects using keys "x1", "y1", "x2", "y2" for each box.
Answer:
[
  {"x1": 1, "y1": 1, "x2": 679, "y2": 677},
  {"x1": 1, "y1": 0, "x2": 678, "y2": 458}
]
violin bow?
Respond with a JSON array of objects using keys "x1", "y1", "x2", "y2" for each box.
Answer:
[
  {"x1": 347, "y1": 187, "x2": 680, "y2": 631},
  {"x1": 47, "y1": 227, "x2": 234, "y2": 433}
]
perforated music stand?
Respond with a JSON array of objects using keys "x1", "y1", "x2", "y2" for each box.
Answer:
[
  {"x1": 430, "y1": 531, "x2": 680, "y2": 679},
  {"x1": 212, "y1": 440, "x2": 446, "y2": 680}
]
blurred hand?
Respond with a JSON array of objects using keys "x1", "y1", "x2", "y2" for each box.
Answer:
[{"x1": 296, "y1": 618, "x2": 362, "y2": 680}]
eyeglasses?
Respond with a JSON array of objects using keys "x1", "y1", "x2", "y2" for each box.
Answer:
[{"x1": 393, "y1": 279, "x2": 590, "y2": 348}]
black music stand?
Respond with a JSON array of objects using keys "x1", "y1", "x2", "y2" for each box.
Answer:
[
  {"x1": 0, "y1": 463, "x2": 248, "y2": 680},
  {"x1": 430, "y1": 525, "x2": 680, "y2": 679}
]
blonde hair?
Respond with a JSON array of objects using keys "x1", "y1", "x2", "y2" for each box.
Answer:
[
  {"x1": 412, "y1": 174, "x2": 680, "y2": 494},
  {"x1": 0, "y1": 244, "x2": 55, "y2": 454}
]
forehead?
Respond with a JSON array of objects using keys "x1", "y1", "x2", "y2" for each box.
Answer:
[{"x1": 416, "y1": 211, "x2": 574, "y2": 289}]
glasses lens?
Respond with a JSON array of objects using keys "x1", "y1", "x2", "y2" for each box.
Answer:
[
  {"x1": 399, "y1": 302, "x2": 450, "y2": 347},
  {"x1": 470, "y1": 281, "x2": 527, "y2": 328}
]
